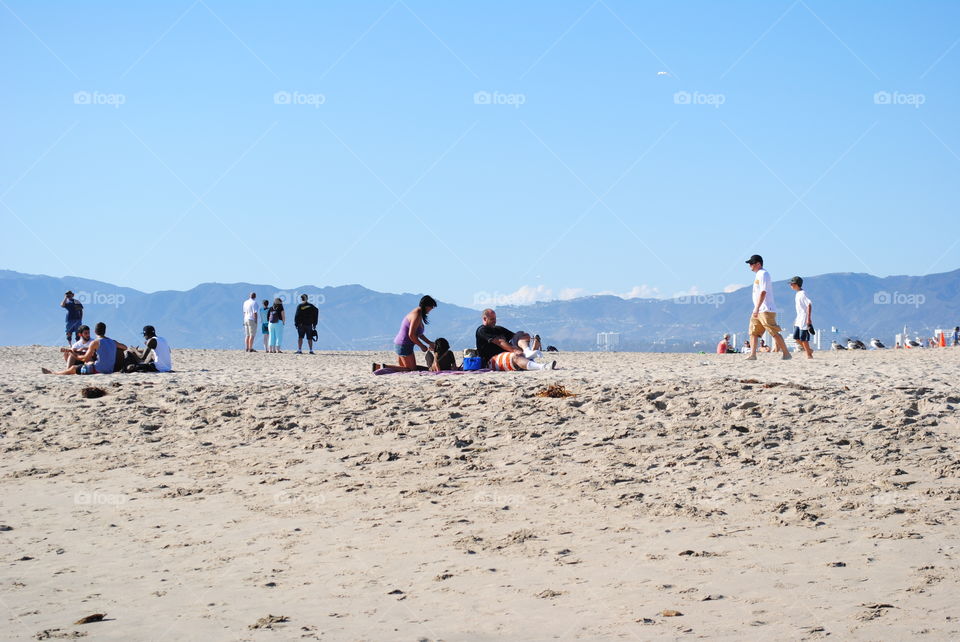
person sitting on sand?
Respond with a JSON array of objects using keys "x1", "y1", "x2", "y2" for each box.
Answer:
[
  {"x1": 373, "y1": 296, "x2": 437, "y2": 372},
  {"x1": 716, "y1": 334, "x2": 731, "y2": 354},
  {"x1": 475, "y1": 309, "x2": 555, "y2": 371},
  {"x1": 61, "y1": 325, "x2": 93, "y2": 366},
  {"x1": 425, "y1": 337, "x2": 458, "y2": 372},
  {"x1": 42, "y1": 322, "x2": 127, "y2": 375},
  {"x1": 125, "y1": 325, "x2": 172, "y2": 373}
]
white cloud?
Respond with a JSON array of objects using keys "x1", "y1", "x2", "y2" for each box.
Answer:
[
  {"x1": 723, "y1": 283, "x2": 747, "y2": 293},
  {"x1": 558, "y1": 287, "x2": 587, "y2": 300},
  {"x1": 671, "y1": 285, "x2": 703, "y2": 299},
  {"x1": 596, "y1": 284, "x2": 661, "y2": 299},
  {"x1": 473, "y1": 286, "x2": 551, "y2": 308}
]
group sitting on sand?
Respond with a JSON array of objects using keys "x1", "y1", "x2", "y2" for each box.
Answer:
[
  {"x1": 43, "y1": 323, "x2": 172, "y2": 375},
  {"x1": 373, "y1": 296, "x2": 557, "y2": 373}
]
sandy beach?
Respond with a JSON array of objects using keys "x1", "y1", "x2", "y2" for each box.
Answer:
[{"x1": 2, "y1": 346, "x2": 959, "y2": 640}]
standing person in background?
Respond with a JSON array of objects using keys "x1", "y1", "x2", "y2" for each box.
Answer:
[
  {"x1": 294, "y1": 294, "x2": 319, "y2": 355},
  {"x1": 267, "y1": 297, "x2": 285, "y2": 353},
  {"x1": 744, "y1": 254, "x2": 792, "y2": 361},
  {"x1": 953, "y1": 326, "x2": 959, "y2": 347},
  {"x1": 790, "y1": 276, "x2": 814, "y2": 359},
  {"x1": 260, "y1": 299, "x2": 270, "y2": 352},
  {"x1": 242, "y1": 292, "x2": 258, "y2": 352},
  {"x1": 61, "y1": 291, "x2": 84, "y2": 346},
  {"x1": 372, "y1": 295, "x2": 437, "y2": 372}
]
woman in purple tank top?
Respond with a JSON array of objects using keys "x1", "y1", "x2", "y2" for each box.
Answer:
[{"x1": 373, "y1": 295, "x2": 437, "y2": 372}]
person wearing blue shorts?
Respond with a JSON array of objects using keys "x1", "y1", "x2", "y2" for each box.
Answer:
[
  {"x1": 260, "y1": 299, "x2": 270, "y2": 352},
  {"x1": 61, "y1": 291, "x2": 84, "y2": 345},
  {"x1": 372, "y1": 295, "x2": 437, "y2": 372}
]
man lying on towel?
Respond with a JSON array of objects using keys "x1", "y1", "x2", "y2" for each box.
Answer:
[{"x1": 475, "y1": 308, "x2": 556, "y2": 371}]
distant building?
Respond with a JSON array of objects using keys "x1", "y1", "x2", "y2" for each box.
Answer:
[{"x1": 597, "y1": 332, "x2": 620, "y2": 351}]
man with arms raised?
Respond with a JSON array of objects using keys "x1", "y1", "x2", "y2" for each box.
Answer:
[
  {"x1": 744, "y1": 254, "x2": 791, "y2": 361},
  {"x1": 61, "y1": 290, "x2": 84, "y2": 346},
  {"x1": 476, "y1": 309, "x2": 555, "y2": 371}
]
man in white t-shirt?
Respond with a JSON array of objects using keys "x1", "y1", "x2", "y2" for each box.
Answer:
[
  {"x1": 745, "y1": 254, "x2": 791, "y2": 361},
  {"x1": 790, "y1": 276, "x2": 814, "y2": 359},
  {"x1": 242, "y1": 292, "x2": 258, "y2": 352},
  {"x1": 60, "y1": 324, "x2": 93, "y2": 366}
]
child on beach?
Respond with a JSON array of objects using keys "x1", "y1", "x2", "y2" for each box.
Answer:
[{"x1": 790, "y1": 276, "x2": 814, "y2": 359}]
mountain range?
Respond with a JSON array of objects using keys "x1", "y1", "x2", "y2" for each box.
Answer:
[{"x1": 1, "y1": 268, "x2": 957, "y2": 351}]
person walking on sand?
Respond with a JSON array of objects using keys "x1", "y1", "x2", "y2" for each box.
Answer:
[
  {"x1": 242, "y1": 292, "x2": 258, "y2": 352},
  {"x1": 373, "y1": 295, "x2": 437, "y2": 372},
  {"x1": 61, "y1": 291, "x2": 84, "y2": 346},
  {"x1": 267, "y1": 297, "x2": 285, "y2": 353},
  {"x1": 744, "y1": 254, "x2": 791, "y2": 361},
  {"x1": 294, "y1": 294, "x2": 319, "y2": 354},
  {"x1": 790, "y1": 276, "x2": 814, "y2": 359}
]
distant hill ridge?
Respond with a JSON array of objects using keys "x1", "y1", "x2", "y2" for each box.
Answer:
[{"x1": 1, "y1": 268, "x2": 957, "y2": 351}]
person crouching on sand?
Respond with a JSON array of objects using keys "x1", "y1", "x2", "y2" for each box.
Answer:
[
  {"x1": 744, "y1": 254, "x2": 791, "y2": 361},
  {"x1": 373, "y1": 295, "x2": 437, "y2": 372}
]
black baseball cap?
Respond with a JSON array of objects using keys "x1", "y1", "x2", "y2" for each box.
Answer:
[
  {"x1": 745, "y1": 254, "x2": 763, "y2": 265},
  {"x1": 142, "y1": 325, "x2": 156, "y2": 336},
  {"x1": 789, "y1": 276, "x2": 803, "y2": 286}
]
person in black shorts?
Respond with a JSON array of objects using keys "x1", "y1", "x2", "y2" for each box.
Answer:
[{"x1": 294, "y1": 294, "x2": 319, "y2": 354}]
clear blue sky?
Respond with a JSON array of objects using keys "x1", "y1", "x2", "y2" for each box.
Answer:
[{"x1": 2, "y1": 1, "x2": 958, "y2": 307}]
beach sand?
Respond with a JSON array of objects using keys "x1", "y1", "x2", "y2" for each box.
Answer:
[{"x1": 1, "y1": 346, "x2": 959, "y2": 640}]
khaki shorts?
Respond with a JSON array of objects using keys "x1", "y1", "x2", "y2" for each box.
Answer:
[
  {"x1": 749, "y1": 311, "x2": 781, "y2": 337},
  {"x1": 244, "y1": 319, "x2": 257, "y2": 337}
]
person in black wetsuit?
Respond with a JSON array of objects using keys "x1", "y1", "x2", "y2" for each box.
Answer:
[{"x1": 294, "y1": 294, "x2": 319, "y2": 354}]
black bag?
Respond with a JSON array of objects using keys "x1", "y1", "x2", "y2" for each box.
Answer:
[{"x1": 808, "y1": 325, "x2": 815, "y2": 336}]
